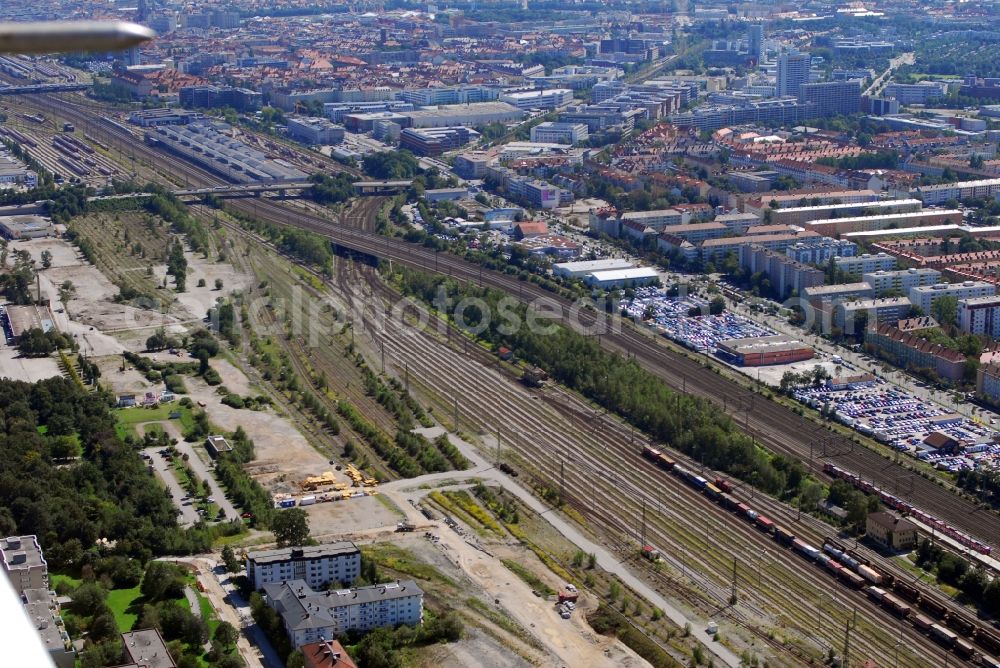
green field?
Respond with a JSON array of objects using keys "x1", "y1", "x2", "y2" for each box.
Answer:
[
  {"x1": 114, "y1": 404, "x2": 194, "y2": 439},
  {"x1": 106, "y1": 585, "x2": 143, "y2": 632}
]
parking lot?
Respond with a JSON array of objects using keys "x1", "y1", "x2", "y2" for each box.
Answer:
[
  {"x1": 793, "y1": 380, "x2": 999, "y2": 472},
  {"x1": 622, "y1": 287, "x2": 775, "y2": 353}
]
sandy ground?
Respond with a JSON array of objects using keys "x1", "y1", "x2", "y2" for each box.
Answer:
[
  {"x1": 381, "y1": 488, "x2": 646, "y2": 668},
  {"x1": 166, "y1": 250, "x2": 252, "y2": 321},
  {"x1": 44, "y1": 263, "x2": 118, "y2": 302},
  {"x1": 0, "y1": 345, "x2": 62, "y2": 382},
  {"x1": 304, "y1": 495, "x2": 403, "y2": 536},
  {"x1": 8, "y1": 238, "x2": 81, "y2": 269},
  {"x1": 96, "y1": 357, "x2": 155, "y2": 395}
]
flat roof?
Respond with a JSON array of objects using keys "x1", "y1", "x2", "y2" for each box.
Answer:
[
  {"x1": 838, "y1": 297, "x2": 912, "y2": 310},
  {"x1": 806, "y1": 210, "x2": 962, "y2": 226},
  {"x1": 803, "y1": 282, "x2": 872, "y2": 296},
  {"x1": 777, "y1": 198, "x2": 921, "y2": 214},
  {"x1": 120, "y1": 629, "x2": 175, "y2": 668},
  {"x1": 958, "y1": 295, "x2": 1000, "y2": 306},
  {"x1": 844, "y1": 224, "x2": 964, "y2": 238},
  {"x1": 621, "y1": 208, "x2": 681, "y2": 219},
  {"x1": 3, "y1": 305, "x2": 53, "y2": 338},
  {"x1": 553, "y1": 258, "x2": 633, "y2": 272},
  {"x1": 587, "y1": 267, "x2": 660, "y2": 280},
  {"x1": 247, "y1": 541, "x2": 359, "y2": 566},
  {"x1": 1, "y1": 535, "x2": 45, "y2": 570},
  {"x1": 718, "y1": 334, "x2": 813, "y2": 353},
  {"x1": 916, "y1": 178, "x2": 1000, "y2": 191}
]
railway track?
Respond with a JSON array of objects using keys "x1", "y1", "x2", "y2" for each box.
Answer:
[
  {"x1": 37, "y1": 93, "x2": 1000, "y2": 565},
  {"x1": 327, "y1": 259, "x2": 960, "y2": 667}
]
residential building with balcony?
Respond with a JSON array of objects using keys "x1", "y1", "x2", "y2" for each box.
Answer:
[{"x1": 247, "y1": 543, "x2": 361, "y2": 590}]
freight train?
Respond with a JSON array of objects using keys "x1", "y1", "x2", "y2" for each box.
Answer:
[
  {"x1": 640, "y1": 447, "x2": 1000, "y2": 664},
  {"x1": 824, "y1": 463, "x2": 992, "y2": 556}
]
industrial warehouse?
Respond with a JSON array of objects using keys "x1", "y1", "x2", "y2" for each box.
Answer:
[{"x1": 716, "y1": 334, "x2": 815, "y2": 366}]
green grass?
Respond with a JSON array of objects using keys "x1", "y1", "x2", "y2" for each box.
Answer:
[
  {"x1": 363, "y1": 544, "x2": 456, "y2": 585},
  {"x1": 114, "y1": 404, "x2": 194, "y2": 439},
  {"x1": 500, "y1": 559, "x2": 555, "y2": 597},
  {"x1": 144, "y1": 423, "x2": 165, "y2": 437},
  {"x1": 50, "y1": 573, "x2": 81, "y2": 591},
  {"x1": 106, "y1": 586, "x2": 143, "y2": 632}
]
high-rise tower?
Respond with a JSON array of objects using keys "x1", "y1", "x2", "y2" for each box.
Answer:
[{"x1": 777, "y1": 51, "x2": 810, "y2": 97}]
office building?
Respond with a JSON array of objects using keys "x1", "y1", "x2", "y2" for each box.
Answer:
[
  {"x1": 501, "y1": 89, "x2": 574, "y2": 111},
  {"x1": 909, "y1": 281, "x2": 997, "y2": 315},
  {"x1": 863, "y1": 268, "x2": 942, "y2": 296},
  {"x1": 798, "y1": 80, "x2": 862, "y2": 117},
  {"x1": 959, "y1": 296, "x2": 1000, "y2": 337},
  {"x1": 748, "y1": 23, "x2": 765, "y2": 65},
  {"x1": 402, "y1": 102, "x2": 524, "y2": 128},
  {"x1": 398, "y1": 85, "x2": 498, "y2": 106},
  {"x1": 286, "y1": 117, "x2": 345, "y2": 145},
  {"x1": 833, "y1": 253, "x2": 896, "y2": 276},
  {"x1": 179, "y1": 84, "x2": 262, "y2": 111},
  {"x1": 247, "y1": 542, "x2": 361, "y2": 590},
  {"x1": 883, "y1": 82, "x2": 949, "y2": 105},
  {"x1": 1, "y1": 536, "x2": 47, "y2": 596},
  {"x1": 263, "y1": 579, "x2": 423, "y2": 648},
  {"x1": 777, "y1": 52, "x2": 811, "y2": 97},
  {"x1": 398, "y1": 127, "x2": 478, "y2": 156},
  {"x1": 529, "y1": 122, "x2": 589, "y2": 144}
]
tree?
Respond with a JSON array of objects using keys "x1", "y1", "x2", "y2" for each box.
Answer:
[
  {"x1": 40, "y1": 250, "x2": 52, "y2": 269},
  {"x1": 709, "y1": 296, "x2": 726, "y2": 315},
  {"x1": 215, "y1": 278, "x2": 224, "y2": 290},
  {"x1": 931, "y1": 295, "x2": 959, "y2": 328},
  {"x1": 271, "y1": 508, "x2": 310, "y2": 547},
  {"x1": 221, "y1": 545, "x2": 241, "y2": 573},
  {"x1": 58, "y1": 280, "x2": 75, "y2": 309},
  {"x1": 214, "y1": 620, "x2": 239, "y2": 648},
  {"x1": 141, "y1": 561, "x2": 186, "y2": 602}
]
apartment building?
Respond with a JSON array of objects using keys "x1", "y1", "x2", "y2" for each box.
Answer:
[
  {"x1": 909, "y1": 281, "x2": 997, "y2": 315},
  {"x1": 863, "y1": 268, "x2": 942, "y2": 295},
  {"x1": 803, "y1": 282, "x2": 875, "y2": 306},
  {"x1": 913, "y1": 178, "x2": 1000, "y2": 205},
  {"x1": 700, "y1": 231, "x2": 821, "y2": 260},
  {"x1": 246, "y1": 542, "x2": 361, "y2": 590},
  {"x1": 958, "y1": 296, "x2": 1000, "y2": 337},
  {"x1": 656, "y1": 222, "x2": 729, "y2": 244},
  {"x1": 806, "y1": 210, "x2": 963, "y2": 238},
  {"x1": 263, "y1": 579, "x2": 423, "y2": 648},
  {"x1": 835, "y1": 297, "x2": 913, "y2": 331},
  {"x1": 798, "y1": 80, "x2": 862, "y2": 117},
  {"x1": 1, "y1": 535, "x2": 47, "y2": 596},
  {"x1": 529, "y1": 122, "x2": 589, "y2": 144},
  {"x1": 865, "y1": 322, "x2": 966, "y2": 382},
  {"x1": 833, "y1": 253, "x2": 897, "y2": 276},
  {"x1": 715, "y1": 211, "x2": 761, "y2": 233},
  {"x1": 739, "y1": 245, "x2": 825, "y2": 298},
  {"x1": 785, "y1": 238, "x2": 858, "y2": 264},
  {"x1": 977, "y1": 361, "x2": 1000, "y2": 402},
  {"x1": 621, "y1": 209, "x2": 684, "y2": 230},
  {"x1": 769, "y1": 199, "x2": 922, "y2": 226}
]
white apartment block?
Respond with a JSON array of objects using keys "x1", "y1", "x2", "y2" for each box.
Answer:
[
  {"x1": 1, "y1": 535, "x2": 47, "y2": 596},
  {"x1": 913, "y1": 178, "x2": 1000, "y2": 205},
  {"x1": 263, "y1": 579, "x2": 423, "y2": 648},
  {"x1": 863, "y1": 268, "x2": 942, "y2": 296},
  {"x1": 246, "y1": 542, "x2": 361, "y2": 590},
  {"x1": 833, "y1": 253, "x2": 896, "y2": 276},
  {"x1": 909, "y1": 281, "x2": 997, "y2": 316},
  {"x1": 529, "y1": 121, "x2": 589, "y2": 144},
  {"x1": 959, "y1": 296, "x2": 1000, "y2": 337},
  {"x1": 621, "y1": 208, "x2": 684, "y2": 230}
]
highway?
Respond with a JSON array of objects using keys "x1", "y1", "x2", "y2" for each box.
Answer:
[{"x1": 38, "y1": 93, "x2": 1000, "y2": 557}]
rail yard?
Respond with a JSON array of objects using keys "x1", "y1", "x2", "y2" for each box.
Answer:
[{"x1": 14, "y1": 90, "x2": 1000, "y2": 666}]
